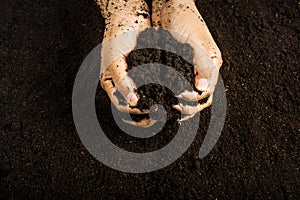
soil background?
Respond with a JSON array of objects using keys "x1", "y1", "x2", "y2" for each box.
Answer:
[{"x1": 0, "y1": 0, "x2": 299, "y2": 199}]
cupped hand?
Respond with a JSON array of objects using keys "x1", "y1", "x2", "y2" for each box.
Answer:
[
  {"x1": 152, "y1": 0, "x2": 223, "y2": 120},
  {"x1": 99, "y1": 0, "x2": 155, "y2": 126}
]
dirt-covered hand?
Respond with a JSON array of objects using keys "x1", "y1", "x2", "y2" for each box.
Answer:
[
  {"x1": 97, "y1": 0, "x2": 151, "y2": 115},
  {"x1": 152, "y1": 0, "x2": 223, "y2": 120}
]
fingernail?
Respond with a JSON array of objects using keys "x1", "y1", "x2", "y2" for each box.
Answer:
[
  {"x1": 197, "y1": 78, "x2": 209, "y2": 91},
  {"x1": 176, "y1": 94, "x2": 183, "y2": 99},
  {"x1": 173, "y1": 105, "x2": 182, "y2": 112},
  {"x1": 126, "y1": 93, "x2": 138, "y2": 105}
]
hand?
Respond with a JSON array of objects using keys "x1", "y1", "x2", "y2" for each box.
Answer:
[
  {"x1": 99, "y1": 0, "x2": 151, "y2": 116},
  {"x1": 152, "y1": 0, "x2": 223, "y2": 120}
]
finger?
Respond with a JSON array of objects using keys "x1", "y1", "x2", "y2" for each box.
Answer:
[
  {"x1": 108, "y1": 57, "x2": 140, "y2": 107},
  {"x1": 178, "y1": 114, "x2": 196, "y2": 122},
  {"x1": 193, "y1": 59, "x2": 218, "y2": 90},
  {"x1": 122, "y1": 118, "x2": 157, "y2": 127},
  {"x1": 172, "y1": 94, "x2": 213, "y2": 116},
  {"x1": 101, "y1": 69, "x2": 149, "y2": 114},
  {"x1": 176, "y1": 90, "x2": 210, "y2": 102}
]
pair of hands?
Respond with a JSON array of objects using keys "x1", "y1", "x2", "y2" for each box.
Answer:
[{"x1": 98, "y1": 0, "x2": 222, "y2": 126}]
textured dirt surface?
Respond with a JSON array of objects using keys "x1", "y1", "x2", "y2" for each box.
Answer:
[
  {"x1": 125, "y1": 27, "x2": 197, "y2": 123},
  {"x1": 1, "y1": 0, "x2": 299, "y2": 199}
]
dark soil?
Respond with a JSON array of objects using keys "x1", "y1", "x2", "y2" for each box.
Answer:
[
  {"x1": 96, "y1": 28, "x2": 196, "y2": 153},
  {"x1": 1, "y1": 0, "x2": 299, "y2": 199},
  {"x1": 126, "y1": 27, "x2": 197, "y2": 123}
]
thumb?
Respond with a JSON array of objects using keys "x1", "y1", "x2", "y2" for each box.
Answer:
[{"x1": 109, "y1": 57, "x2": 139, "y2": 106}]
